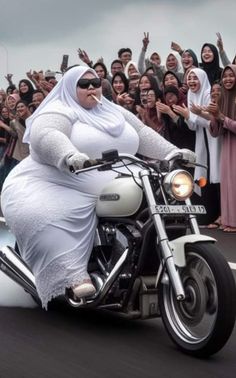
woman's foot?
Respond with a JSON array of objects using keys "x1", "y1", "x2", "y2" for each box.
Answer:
[
  {"x1": 72, "y1": 279, "x2": 96, "y2": 299},
  {"x1": 223, "y1": 227, "x2": 236, "y2": 233},
  {"x1": 207, "y1": 216, "x2": 221, "y2": 229}
]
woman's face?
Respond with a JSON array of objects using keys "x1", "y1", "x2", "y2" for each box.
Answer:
[
  {"x1": 16, "y1": 102, "x2": 29, "y2": 118},
  {"x1": 187, "y1": 72, "x2": 201, "y2": 93},
  {"x1": 201, "y1": 46, "x2": 214, "y2": 63},
  {"x1": 94, "y1": 65, "x2": 105, "y2": 79},
  {"x1": 128, "y1": 64, "x2": 137, "y2": 77},
  {"x1": 165, "y1": 92, "x2": 178, "y2": 106},
  {"x1": 1, "y1": 106, "x2": 9, "y2": 119},
  {"x1": 7, "y1": 96, "x2": 17, "y2": 110},
  {"x1": 128, "y1": 76, "x2": 139, "y2": 95},
  {"x1": 76, "y1": 72, "x2": 102, "y2": 109},
  {"x1": 19, "y1": 82, "x2": 29, "y2": 93},
  {"x1": 211, "y1": 83, "x2": 221, "y2": 102},
  {"x1": 146, "y1": 89, "x2": 156, "y2": 108},
  {"x1": 150, "y1": 53, "x2": 161, "y2": 65},
  {"x1": 139, "y1": 76, "x2": 151, "y2": 91},
  {"x1": 164, "y1": 73, "x2": 178, "y2": 88},
  {"x1": 112, "y1": 76, "x2": 125, "y2": 94},
  {"x1": 181, "y1": 52, "x2": 194, "y2": 70},
  {"x1": 166, "y1": 54, "x2": 177, "y2": 70},
  {"x1": 222, "y1": 68, "x2": 236, "y2": 90}
]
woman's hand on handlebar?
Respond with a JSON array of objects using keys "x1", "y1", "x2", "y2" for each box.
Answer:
[{"x1": 66, "y1": 152, "x2": 89, "y2": 172}]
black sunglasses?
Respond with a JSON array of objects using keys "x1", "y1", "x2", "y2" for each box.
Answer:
[{"x1": 77, "y1": 78, "x2": 102, "y2": 89}]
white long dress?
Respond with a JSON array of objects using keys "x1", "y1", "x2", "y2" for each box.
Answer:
[
  {"x1": 1, "y1": 117, "x2": 139, "y2": 307},
  {"x1": 1, "y1": 104, "x2": 178, "y2": 309}
]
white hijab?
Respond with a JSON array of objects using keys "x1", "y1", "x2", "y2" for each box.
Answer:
[
  {"x1": 124, "y1": 61, "x2": 140, "y2": 79},
  {"x1": 187, "y1": 68, "x2": 211, "y2": 122},
  {"x1": 24, "y1": 66, "x2": 125, "y2": 142},
  {"x1": 165, "y1": 51, "x2": 184, "y2": 73}
]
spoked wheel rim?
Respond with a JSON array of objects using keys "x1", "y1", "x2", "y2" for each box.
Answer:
[{"x1": 162, "y1": 252, "x2": 218, "y2": 344}]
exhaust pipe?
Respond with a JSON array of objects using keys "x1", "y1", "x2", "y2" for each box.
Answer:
[{"x1": 0, "y1": 246, "x2": 40, "y2": 303}]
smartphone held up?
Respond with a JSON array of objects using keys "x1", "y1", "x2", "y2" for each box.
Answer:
[{"x1": 60, "y1": 54, "x2": 69, "y2": 73}]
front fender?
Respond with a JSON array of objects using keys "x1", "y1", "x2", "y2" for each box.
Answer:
[{"x1": 169, "y1": 234, "x2": 216, "y2": 267}]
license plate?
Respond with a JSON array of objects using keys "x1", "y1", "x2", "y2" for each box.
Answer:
[{"x1": 154, "y1": 205, "x2": 206, "y2": 214}]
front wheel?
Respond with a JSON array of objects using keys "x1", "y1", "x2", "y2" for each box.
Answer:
[{"x1": 159, "y1": 242, "x2": 236, "y2": 357}]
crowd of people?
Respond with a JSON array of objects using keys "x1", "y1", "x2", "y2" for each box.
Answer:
[{"x1": 0, "y1": 31, "x2": 235, "y2": 235}]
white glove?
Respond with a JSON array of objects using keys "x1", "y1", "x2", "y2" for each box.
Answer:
[
  {"x1": 66, "y1": 152, "x2": 89, "y2": 171},
  {"x1": 165, "y1": 148, "x2": 196, "y2": 164},
  {"x1": 180, "y1": 148, "x2": 196, "y2": 164}
]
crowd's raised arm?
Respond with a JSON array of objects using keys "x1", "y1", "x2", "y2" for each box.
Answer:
[{"x1": 0, "y1": 31, "x2": 236, "y2": 233}]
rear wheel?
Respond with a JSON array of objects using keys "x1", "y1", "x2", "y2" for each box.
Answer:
[{"x1": 159, "y1": 242, "x2": 236, "y2": 357}]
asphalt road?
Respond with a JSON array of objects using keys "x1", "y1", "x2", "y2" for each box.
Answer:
[{"x1": 0, "y1": 224, "x2": 236, "y2": 378}]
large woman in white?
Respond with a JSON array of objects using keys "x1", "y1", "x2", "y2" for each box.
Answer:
[{"x1": 1, "y1": 66, "x2": 195, "y2": 309}]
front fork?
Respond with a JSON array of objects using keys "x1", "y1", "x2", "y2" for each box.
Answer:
[{"x1": 140, "y1": 170, "x2": 185, "y2": 300}]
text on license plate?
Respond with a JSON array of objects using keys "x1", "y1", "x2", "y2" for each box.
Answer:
[{"x1": 154, "y1": 205, "x2": 206, "y2": 214}]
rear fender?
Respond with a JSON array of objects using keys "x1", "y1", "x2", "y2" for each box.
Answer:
[{"x1": 169, "y1": 234, "x2": 216, "y2": 267}]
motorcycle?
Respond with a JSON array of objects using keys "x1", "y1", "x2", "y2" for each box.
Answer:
[{"x1": 0, "y1": 149, "x2": 235, "y2": 357}]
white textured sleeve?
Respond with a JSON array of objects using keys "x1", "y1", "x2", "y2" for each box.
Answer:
[
  {"x1": 186, "y1": 112, "x2": 210, "y2": 130},
  {"x1": 30, "y1": 113, "x2": 78, "y2": 170},
  {"x1": 117, "y1": 105, "x2": 179, "y2": 160}
]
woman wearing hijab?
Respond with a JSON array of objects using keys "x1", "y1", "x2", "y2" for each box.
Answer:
[
  {"x1": 181, "y1": 49, "x2": 199, "y2": 92},
  {"x1": 5, "y1": 93, "x2": 21, "y2": 119},
  {"x1": 165, "y1": 52, "x2": 184, "y2": 82},
  {"x1": 124, "y1": 60, "x2": 140, "y2": 79},
  {"x1": 1, "y1": 66, "x2": 195, "y2": 309},
  {"x1": 18, "y1": 79, "x2": 35, "y2": 106},
  {"x1": 162, "y1": 71, "x2": 187, "y2": 105},
  {"x1": 156, "y1": 85, "x2": 195, "y2": 151},
  {"x1": 173, "y1": 68, "x2": 222, "y2": 225},
  {"x1": 200, "y1": 43, "x2": 223, "y2": 85},
  {"x1": 208, "y1": 65, "x2": 236, "y2": 232}
]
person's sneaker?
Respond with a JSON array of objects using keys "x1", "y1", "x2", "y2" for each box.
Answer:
[{"x1": 72, "y1": 279, "x2": 96, "y2": 299}]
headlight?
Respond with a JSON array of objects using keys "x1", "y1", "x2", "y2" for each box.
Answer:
[{"x1": 163, "y1": 170, "x2": 194, "y2": 201}]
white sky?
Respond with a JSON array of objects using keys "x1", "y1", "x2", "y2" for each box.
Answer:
[{"x1": 0, "y1": 0, "x2": 235, "y2": 89}]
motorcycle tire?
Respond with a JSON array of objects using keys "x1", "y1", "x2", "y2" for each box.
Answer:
[{"x1": 159, "y1": 242, "x2": 236, "y2": 357}]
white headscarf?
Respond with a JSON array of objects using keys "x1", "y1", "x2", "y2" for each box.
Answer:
[
  {"x1": 187, "y1": 68, "x2": 211, "y2": 122},
  {"x1": 24, "y1": 66, "x2": 125, "y2": 142},
  {"x1": 124, "y1": 61, "x2": 140, "y2": 79},
  {"x1": 165, "y1": 51, "x2": 183, "y2": 73}
]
